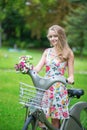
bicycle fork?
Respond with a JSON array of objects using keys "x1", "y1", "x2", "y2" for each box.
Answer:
[{"x1": 32, "y1": 109, "x2": 58, "y2": 130}]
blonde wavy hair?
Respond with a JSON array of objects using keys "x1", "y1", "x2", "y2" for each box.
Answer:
[{"x1": 47, "y1": 25, "x2": 71, "y2": 61}]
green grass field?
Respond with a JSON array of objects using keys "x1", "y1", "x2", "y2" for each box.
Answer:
[{"x1": 0, "y1": 47, "x2": 87, "y2": 130}]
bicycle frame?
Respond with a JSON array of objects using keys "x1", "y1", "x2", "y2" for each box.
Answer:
[
  {"x1": 24, "y1": 100, "x2": 87, "y2": 130},
  {"x1": 28, "y1": 69, "x2": 67, "y2": 89},
  {"x1": 21, "y1": 69, "x2": 87, "y2": 130}
]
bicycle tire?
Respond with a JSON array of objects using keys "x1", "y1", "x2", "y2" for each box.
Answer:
[
  {"x1": 22, "y1": 115, "x2": 41, "y2": 130},
  {"x1": 80, "y1": 107, "x2": 87, "y2": 129},
  {"x1": 61, "y1": 102, "x2": 87, "y2": 130}
]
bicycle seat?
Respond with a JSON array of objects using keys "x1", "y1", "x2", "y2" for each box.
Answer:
[{"x1": 68, "y1": 88, "x2": 84, "y2": 98}]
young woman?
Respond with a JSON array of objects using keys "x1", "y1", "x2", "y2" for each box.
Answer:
[{"x1": 34, "y1": 25, "x2": 74, "y2": 129}]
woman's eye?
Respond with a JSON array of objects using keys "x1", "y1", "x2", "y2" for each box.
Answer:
[
  {"x1": 48, "y1": 36, "x2": 52, "y2": 38},
  {"x1": 48, "y1": 35, "x2": 58, "y2": 39}
]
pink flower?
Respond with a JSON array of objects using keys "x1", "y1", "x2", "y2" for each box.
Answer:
[
  {"x1": 20, "y1": 62, "x2": 25, "y2": 68},
  {"x1": 61, "y1": 68, "x2": 65, "y2": 75},
  {"x1": 49, "y1": 86, "x2": 54, "y2": 91},
  {"x1": 50, "y1": 93, "x2": 54, "y2": 99},
  {"x1": 64, "y1": 90, "x2": 68, "y2": 95},
  {"x1": 50, "y1": 106, "x2": 56, "y2": 112},
  {"x1": 46, "y1": 66, "x2": 50, "y2": 72},
  {"x1": 55, "y1": 112, "x2": 58, "y2": 117},
  {"x1": 63, "y1": 112, "x2": 68, "y2": 118}
]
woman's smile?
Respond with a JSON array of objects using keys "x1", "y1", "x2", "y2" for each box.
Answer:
[{"x1": 47, "y1": 30, "x2": 58, "y2": 46}]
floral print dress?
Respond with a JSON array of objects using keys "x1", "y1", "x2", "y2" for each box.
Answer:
[{"x1": 42, "y1": 48, "x2": 69, "y2": 119}]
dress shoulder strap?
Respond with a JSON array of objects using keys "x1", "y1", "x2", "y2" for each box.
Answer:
[{"x1": 45, "y1": 48, "x2": 51, "y2": 58}]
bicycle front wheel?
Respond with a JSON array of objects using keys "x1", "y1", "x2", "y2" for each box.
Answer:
[{"x1": 22, "y1": 115, "x2": 41, "y2": 130}]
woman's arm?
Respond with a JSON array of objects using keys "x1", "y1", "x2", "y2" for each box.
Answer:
[
  {"x1": 34, "y1": 50, "x2": 47, "y2": 73},
  {"x1": 67, "y1": 50, "x2": 74, "y2": 84}
]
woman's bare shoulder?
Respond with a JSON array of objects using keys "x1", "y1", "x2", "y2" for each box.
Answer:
[
  {"x1": 44, "y1": 48, "x2": 51, "y2": 53},
  {"x1": 68, "y1": 49, "x2": 74, "y2": 59}
]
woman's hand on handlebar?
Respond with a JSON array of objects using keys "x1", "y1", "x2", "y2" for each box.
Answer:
[{"x1": 66, "y1": 76, "x2": 74, "y2": 84}]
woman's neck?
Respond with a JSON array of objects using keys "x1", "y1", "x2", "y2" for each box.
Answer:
[
  {"x1": 52, "y1": 47, "x2": 58, "y2": 55},
  {"x1": 53, "y1": 46, "x2": 62, "y2": 55}
]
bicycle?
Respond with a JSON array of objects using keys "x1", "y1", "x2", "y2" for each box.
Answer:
[{"x1": 19, "y1": 69, "x2": 87, "y2": 130}]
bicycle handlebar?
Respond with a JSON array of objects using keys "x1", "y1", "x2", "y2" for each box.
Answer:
[{"x1": 27, "y1": 69, "x2": 67, "y2": 90}]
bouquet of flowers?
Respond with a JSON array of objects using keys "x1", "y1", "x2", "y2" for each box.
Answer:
[{"x1": 15, "y1": 55, "x2": 33, "y2": 74}]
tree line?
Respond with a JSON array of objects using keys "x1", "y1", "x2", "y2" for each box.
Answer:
[{"x1": 0, "y1": 0, "x2": 87, "y2": 55}]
